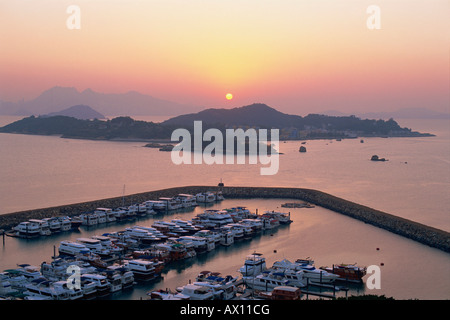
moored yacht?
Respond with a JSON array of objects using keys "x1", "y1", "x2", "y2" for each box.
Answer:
[
  {"x1": 243, "y1": 271, "x2": 292, "y2": 291},
  {"x1": 42, "y1": 218, "x2": 62, "y2": 233},
  {"x1": 59, "y1": 241, "x2": 91, "y2": 256},
  {"x1": 76, "y1": 237, "x2": 114, "y2": 258},
  {"x1": 320, "y1": 263, "x2": 367, "y2": 283},
  {"x1": 124, "y1": 227, "x2": 161, "y2": 244},
  {"x1": 194, "y1": 229, "x2": 222, "y2": 244},
  {"x1": 107, "y1": 265, "x2": 134, "y2": 289},
  {"x1": 80, "y1": 213, "x2": 98, "y2": 226},
  {"x1": 177, "y1": 236, "x2": 208, "y2": 253},
  {"x1": 28, "y1": 219, "x2": 51, "y2": 236},
  {"x1": 13, "y1": 221, "x2": 41, "y2": 237},
  {"x1": 272, "y1": 258, "x2": 339, "y2": 284},
  {"x1": 24, "y1": 278, "x2": 83, "y2": 300},
  {"x1": 81, "y1": 274, "x2": 111, "y2": 297},
  {"x1": 176, "y1": 283, "x2": 214, "y2": 300},
  {"x1": 239, "y1": 253, "x2": 267, "y2": 277},
  {"x1": 176, "y1": 194, "x2": 198, "y2": 208},
  {"x1": 159, "y1": 197, "x2": 181, "y2": 210},
  {"x1": 125, "y1": 259, "x2": 157, "y2": 281}
]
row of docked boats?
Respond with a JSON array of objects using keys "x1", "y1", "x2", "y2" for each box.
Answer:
[
  {"x1": 8, "y1": 191, "x2": 225, "y2": 238},
  {"x1": 146, "y1": 253, "x2": 367, "y2": 301},
  {"x1": 239, "y1": 253, "x2": 367, "y2": 293},
  {"x1": 148, "y1": 271, "x2": 240, "y2": 300},
  {"x1": 1, "y1": 204, "x2": 294, "y2": 300},
  {"x1": 0, "y1": 256, "x2": 159, "y2": 300},
  {"x1": 9, "y1": 217, "x2": 82, "y2": 238}
]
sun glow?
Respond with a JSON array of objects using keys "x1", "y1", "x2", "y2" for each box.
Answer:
[{"x1": 226, "y1": 93, "x2": 233, "y2": 100}]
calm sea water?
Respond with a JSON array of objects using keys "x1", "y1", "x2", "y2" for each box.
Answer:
[{"x1": 0, "y1": 116, "x2": 449, "y2": 299}]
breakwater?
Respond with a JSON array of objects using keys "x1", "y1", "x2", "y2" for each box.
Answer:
[{"x1": 1, "y1": 185, "x2": 449, "y2": 253}]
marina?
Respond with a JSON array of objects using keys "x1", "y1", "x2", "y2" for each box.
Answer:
[{"x1": 0, "y1": 196, "x2": 373, "y2": 300}]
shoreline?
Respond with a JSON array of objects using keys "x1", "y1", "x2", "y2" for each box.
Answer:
[{"x1": 0, "y1": 185, "x2": 449, "y2": 253}]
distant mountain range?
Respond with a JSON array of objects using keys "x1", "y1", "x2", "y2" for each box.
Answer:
[
  {"x1": 1, "y1": 86, "x2": 448, "y2": 120},
  {"x1": 0, "y1": 86, "x2": 202, "y2": 117}
]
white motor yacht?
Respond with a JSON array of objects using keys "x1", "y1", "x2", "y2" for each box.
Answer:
[
  {"x1": 42, "y1": 218, "x2": 61, "y2": 233},
  {"x1": 177, "y1": 236, "x2": 208, "y2": 253},
  {"x1": 194, "y1": 229, "x2": 222, "y2": 244},
  {"x1": 176, "y1": 283, "x2": 214, "y2": 300},
  {"x1": 176, "y1": 194, "x2": 198, "y2": 207},
  {"x1": 107, "y1": 265, "x2": 134, "y2": 289},
  {"x1": 239, "y1": 253, "x2": 267, "y2": 277},
  {"x1": 81, "y1": 274, "x2": 111, "y2": 297},
  {"x1": 124, "y1": 227, "x2": 161, "y2": 244},
  {"x1": 80, "y1": 213, "x2": 98, "y2": 226},
  {"x1": 28, "y1": 219, "x2": 51, "y2": 236},
  {"x1": 24, "y1": 278, "x2": 83, "y2": 300},
  {"x1": 58, "y1": 241, "x2": 91, "y2": 256},
  {"x1": 76, "y1": 237, "x2": 113, "y2": 258},
  {"x1": 13, "y1": 221, "x2": 41, "y2": 237},
  {"x1": 272, "y1": 259, "x2": 340, "y2": 284},
  {"x1": 243, "y1": 271, "x2": 292, "y2": 291},
  {"x1": 125, "y1": 259, "x2": 156, "y2": 281}
]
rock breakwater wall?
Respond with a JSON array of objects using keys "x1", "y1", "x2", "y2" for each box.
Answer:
[{"x1": 1, "y1": 185, "x2": 449, "y2": 253}]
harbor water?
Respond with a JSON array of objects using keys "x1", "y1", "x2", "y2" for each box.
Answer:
[{"x1": 0, "y1": 116, "x2": 449, "y2": 299}]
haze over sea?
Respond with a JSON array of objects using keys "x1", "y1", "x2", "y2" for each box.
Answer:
[{"x1": 0, "y1": 115, "x2": 449, "y2": 300}]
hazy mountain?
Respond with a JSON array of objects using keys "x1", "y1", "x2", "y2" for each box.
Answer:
[
  {"x1": 163, "y1": 103, "x2": 304, "y2": 128},
  {"x1": 0, "y1": 86, "x2": 202, "y2": 117},
  {"x1": 321, "y1": 107, "x2": 450, "y2": 120},
  {"x1": 42, "y1": 105, "x2": 105, "y2": 120}
]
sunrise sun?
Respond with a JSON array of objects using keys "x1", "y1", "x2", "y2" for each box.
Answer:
[{"x1": 225, "y1": 93, "x2": 233, "y2": 100}]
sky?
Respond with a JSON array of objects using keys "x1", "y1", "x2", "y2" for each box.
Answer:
[{"x1": 0, "y1": 0, "x2": 449, "y2": 115}]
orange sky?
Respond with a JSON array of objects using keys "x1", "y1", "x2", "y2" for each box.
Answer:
[{"x1": 0, "y1": 0, "x2": 449, "y2": 115}]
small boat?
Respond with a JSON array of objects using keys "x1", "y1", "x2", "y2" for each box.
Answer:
[{"x1": 320, "y1": 263, "x2": 367, "y2": 283}]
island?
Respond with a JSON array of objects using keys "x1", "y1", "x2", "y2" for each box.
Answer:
[{"x1": 0, "y1": 103, "x2": 434, "y2": 142}]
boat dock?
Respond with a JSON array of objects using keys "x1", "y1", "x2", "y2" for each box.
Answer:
[{"x1": 1, "y1": 185, "x2": 448, "y2": 253}]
